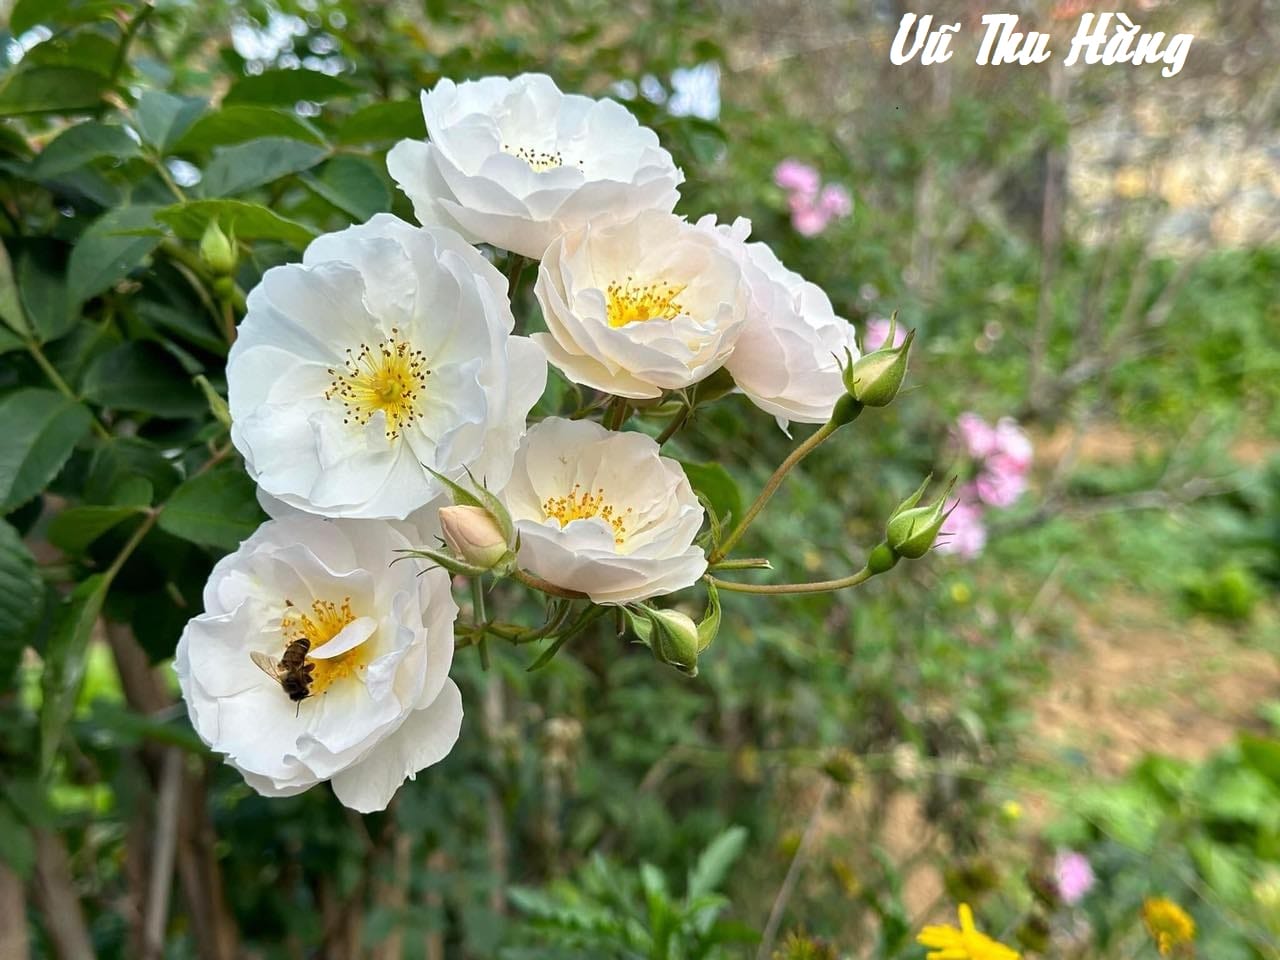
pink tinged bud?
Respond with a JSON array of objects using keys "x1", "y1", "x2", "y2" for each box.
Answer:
[
  {"x1": 1054, "y1": 851, "x2": 1095, "y2": 905},
  {"x1": 936, "y1": 490, "x2": 987, "y2": 559},
  {"x1": 954, "y1": 412, "x2": 998, "y2": 459},
  {"x1": 818, "y1": 183, "x2": 852, "y2": 218},
  {"x1": 439, "y1": 505, "x2": 510, "y2": 571},
  {"x1": 773, "y1": 158, "x2": 821, "y2": 196}
]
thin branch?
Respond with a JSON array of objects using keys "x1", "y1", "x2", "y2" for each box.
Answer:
[
  {"x1": 708, "y1": 564, "x2": 872, "y2": 596},
  {"x1": 143, "y1": 749, "x2": 183, "y2": 960},
  {"x1": 756, "y1": 781, "x2": 832, "y2": 960}
]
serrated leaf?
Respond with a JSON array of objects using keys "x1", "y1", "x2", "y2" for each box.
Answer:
[
  {"x1": 0, "y1": 520, "x2": 42, "y2": 692},
  {"x1": 85, "y1": 437, "x2": 178, "y2": 505},
  {"x1": 301, "y1": 154, "x2": 390, "y2": 221},
  {"x1": 133, "y1": 91, "x2": 206, "y2": 153},
  {"x1": 81, "y1": 342, "x2": 205, "y2": 419},
  {"x1": 0, "y1": 241, "x2": 29, "y2": 338},
  {"x1": 154, "y1": 198, "x2": 316, "y2": 249},
  {"x1": 0, "y1": 389, "x2": 93, "y2": 512},
  {"x1": 201, "y1": 137, "x2": 328, "y2": 198},
  {"x1": 47, "y1": 504, "x2": 146, "y2": 555},
  {"x1": 39, "y1": 573, "x2": 109, "y2": 776},
  {"x1": 66, "y1": 205, "x2": 162, "y2": 306},
  {"x1": 225, "y1": 69, "x2": 358, "y2": 107},
  {"x1": 680, "y1": 460, "x2": 741, "y2": 527},
  {"x1": 687, "y1": 826, "x2": 747, "y2": 899},
  {"x1": 30, "y1": 122, "x2": 141, "y2": 179},
  {"x1": 17, "y1": 243, "x2": 74, "y2": 342},
  {"x1": 174, "y1": 107, "x2": 325, "y2": 151},
  {"x1": 158, "y1": 465, "x2": 265, "y2": 550},
  {"x1": 0, "y1": 66, "x2": 108, "y2": 117},
  {"x1": 336, "y1": 100, "x2": 426, "y2": 145}
]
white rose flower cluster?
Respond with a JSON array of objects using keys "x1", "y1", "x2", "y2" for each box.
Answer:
[{"x1": 178, "y1": 72, "x2": 866, "y2": 812}]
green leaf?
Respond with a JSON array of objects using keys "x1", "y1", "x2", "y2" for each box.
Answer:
[
  {"x1": 0, "y1": 803, "x2": 35, "y2": 878},
  {"x1": 66, "y1": 205, "x2": 162, "y2": 306},
  {"x1": 0, "y1": 520, "x2": 43, "y2": 692},
  {"x1": 679, "y1": 461, "x2": 742, "y2": 526},
  {"x1": 174, "y1": 106, "x2": 326, "y2": 151},
  {"x1": 81, "y1": 342, "x2": 205, "y2": 419},
  {"x1": 133, "y1": 91, "x2": 206, "y2": 153},
  {"x1": 158, "y1": 465, "x2": 265, "y2": 551},
  {"x1": 47, "y1": 504, "x2": 147, "y2": 555},
  {"x1": 17, "y1": 244, "x2": 74, "y2": 343},
  {"x1": 336, "y1": 100, "x2": 426, "y2": 145},
  {"x1": 30, "y1": 122, "x2": 141, "y2": 179},
  {"x1": 0, "y1": 66, "x2": 108, "y2": 117},
  {"x1": 1239, "y1": 734, "x2": 1280, "y2": 787},
  {"x1": 154, "y1": 198, "x2": 317, "y2": 249},
  {"x1": 10, "y1": 0, "x2": 131, "y2": 34},
  {"x1": 85, "y1": 437, "x2": 178, "y2": 505},
  {"x1": 0, "y1": 241, "x2": 29, "y2": 338},
  {"x1": 0, "y1": 389, "x2": 93, "y2": 512},
  {"x1": 225, "y1": 69, "x2": 358, "y2": 107},
  {"x1": 201, "y1": 137, "x2": 328, "y2": 198},
  {"x1": 301, "y1": 155, "x2": 390, "y2": 221},
  {"x1": 39, "y1": 573, "x2": 109, "y2": 777},
  {"x1": 687, "y1": 826, "x2": 747, "y2": 899},
  {"x1": 0, "y1": 327, "x2": 23, "y2": 355}
]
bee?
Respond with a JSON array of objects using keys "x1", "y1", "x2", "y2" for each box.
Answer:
[{"x1": 250, "y1": 638, "x2": 315, "y2": 704}]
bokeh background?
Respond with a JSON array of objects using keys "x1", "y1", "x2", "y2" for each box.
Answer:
[{"x1": 1, "y1": 0, "x2": 1278, "y2": 958}]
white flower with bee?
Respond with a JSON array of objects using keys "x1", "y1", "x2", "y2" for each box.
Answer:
[
  {"x1": 501, "y1": 417, "x2": 707, "y2": 604},
  {"x1": 227, "y1": 214, "x2": 546, "y2": 520},
  {"x1": 386, "y1": 73, "x2": 684, "y2": 259},
  {"x1": 174, "y1": 513, "x2": 461, "y2": 813}
]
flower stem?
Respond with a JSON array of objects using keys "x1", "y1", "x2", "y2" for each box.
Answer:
[
  {"x1": 603, "y1": 397, "x2": 630, "y2": 431},
  {"x1": 26, "y1": 339, "x2": 110, "y2": 439},
  {"x1": 708, "y1": 557, "x2": 772, "y2": 571},
  {"x1": 511, "y1": 568, "x2": 588, "y2": 600},
  {"x1": 706, "y1": 565, "x2": 872, "y2": 596},
  {"x1": 654, "y1": 403, "x2": 690, "y2": 445},
  {"x1": 710, "y1": 420, "x2": 839, "y2": 562}
]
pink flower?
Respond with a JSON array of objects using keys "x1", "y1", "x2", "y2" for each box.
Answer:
[
  {"x1": 774, "y1": 159, "x2": 821, "y2": 197},
  {"x1": 1054, "y1": 851, "x2": 1095, "y2": 905},
  {"x1": 818, "y1": 184, "x2": 852, "y2": 219},
  {"x1": 789, "y1": 194, "x2": 831, "y2": 236},
  {"x1": 865, "y1": 316, "x2": 906, "y2": 352},
  {"x1": 936, "y1": 490, "x2": 987, "y2": 558},
  {"x1": 992, "y1": 417, "x2": 1033, "y2": 470},
  {"x1": 974, "y1": 455, "x2": 1028, "y2": 507},
  {"x1": 954, "y1": 412, "x2": 997, "y2": 460}
]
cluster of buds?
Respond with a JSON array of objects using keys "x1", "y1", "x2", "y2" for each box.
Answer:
[
  {"x1": 832, "y1": 312, "x2": 915, "y2": 426},
  {"x1": 868, "y1": 474, "x2": 957, "y2": 574}
]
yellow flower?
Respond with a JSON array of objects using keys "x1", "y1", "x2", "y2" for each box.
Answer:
[
  {"x1": 1143, "y1": 897, "x2": 1196, "y2": 956},
  {"x1": 917, "y1": 903, "x2": 1020, "y2": 960}
]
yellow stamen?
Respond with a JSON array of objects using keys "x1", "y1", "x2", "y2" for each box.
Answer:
[
  {"x1": 543, "y1": 484, "x2": 632, "y2": 545},
  {"x1": 324, "y1": 328, "x2": 429, "y2": 440},
  {"x1": 606, "y1": 277, "x2": 686, "y2": 328},
  {"x1": 281, "y1": 598, "x2": 370, "y2": 695},
  {"x1": 502, "y1": 142, "x2": 566, "y2": 172}
]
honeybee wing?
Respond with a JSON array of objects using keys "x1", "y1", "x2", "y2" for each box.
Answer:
[{"x1": 249, "y1": 650, "x2": 285, "y2": 682}]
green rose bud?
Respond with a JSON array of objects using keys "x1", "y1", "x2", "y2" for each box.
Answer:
[
  {"x1": 842, "y1": 319, "x2": 915, "y2": 407},
  {"x1": 199, "y1": 220, "x2": 236, "y2": 276},
  {"x1": 886, "y1": 477, "x2": 956, "y2": 559}
]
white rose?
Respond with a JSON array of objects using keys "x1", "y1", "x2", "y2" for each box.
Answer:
[
  {"x1": 532, "y1": 211, "x2": 750, "y2": 399},
  {"x1": 228, "y1": 214, "x2": 546, "y2": 520},
  {"x1": 174, "y1": 515, "x2": 461, "y2": 813},
  {"x1": 387, "y1": 73, "x2": 684, "y2": 259},
  {"x1": 502, "y1": 418, "x2": 707, "y2": 604},
  {"x1": 716, "y1": 219, "x2": 860, "y2": 429}
]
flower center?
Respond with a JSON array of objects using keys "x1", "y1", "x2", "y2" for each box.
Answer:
[
  {"x1": 324, "y1": 329, "x2": 429, "y2": 440},
  {"x1": 281, "y1": 598, "x2": 370, "y2": 697},
  {"x1": 543, "y1": 484, "x2": 632, "y2": 545},
  {"x1": 502, "y1": 142, "x2": 565, "y2": 172},
  {"x1": 606, "y1": 278, "x2": 687, "y2": 328}
]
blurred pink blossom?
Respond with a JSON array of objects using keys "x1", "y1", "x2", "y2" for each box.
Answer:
[
  {"x1": 865, "y1": 316, "x2": 907, "y2": 352},
  {"x1": 818, "y1": 184, "x2": 853, "y2": 218},
  {"x1": 954, "y1": 412, "x2": 998, "y2": 459},
  {"x1": 1054, "y1": 851, "x2": 1095, "y2": 905},
  {"x1": 774, "y1": 159, "x2": 821, "y2": 196},
  {"x1": 993, "y1": 417, "x2": 1033, "y2": 470},
  {"x1": 975, "y1": 455, "x2": 1028, "y2": 507},
  {"x1": 936, "y1": 490, "x2": 987, "y2": 558},
  {"x1": 789, "y1": 197, "x2": 831, "y2": 236}
]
